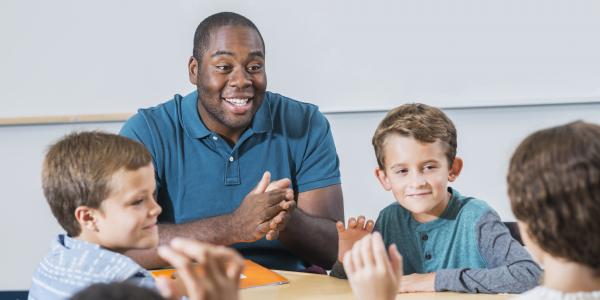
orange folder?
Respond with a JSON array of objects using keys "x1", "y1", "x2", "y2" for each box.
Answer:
[{"x1": 150, "y1": 259, "x2": 289, "y2": 289}]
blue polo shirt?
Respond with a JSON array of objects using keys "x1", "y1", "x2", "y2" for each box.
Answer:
[{"x1": 120, "y1": 90, "x2": 341, "y2": 270}]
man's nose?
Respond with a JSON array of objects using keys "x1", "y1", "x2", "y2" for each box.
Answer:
[{"x1": 228, "y1": 67, "x2": 251, "y2": 88}]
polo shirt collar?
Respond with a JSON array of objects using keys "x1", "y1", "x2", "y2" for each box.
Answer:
[
  {"x1": 182, "y1": 90, "x2": 273, "y2": 138},
  {"x1": 182, "y1": 90, "x2": 212, "y2": 139},
  {"x1": 250, "y1": 92, "x2": 273, "y2": 133}
]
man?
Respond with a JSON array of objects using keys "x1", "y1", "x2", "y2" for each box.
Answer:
[{"x1": 120, "y1": 12, "x2": 343, "y2": 271}]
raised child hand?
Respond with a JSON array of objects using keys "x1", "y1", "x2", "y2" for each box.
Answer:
[
  {"x1": 156, "y1": 237, "x2": 244, "y2": 300},
  {"x1": 336, "y1": 216, "x2": 375, "y2": 262},
  {"x1": 343, "y1": 232, "x2": 403, "y2": 300}
]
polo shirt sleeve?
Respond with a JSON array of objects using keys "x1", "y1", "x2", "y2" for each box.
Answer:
[
  {"x1": 295, "y1": 110, "x2": 341, "y2": 192},
  {"x1": 120, "y1": 112, "x2": 163, "y2": 189},
  {"x1": 434, "y1": 211, "x2": 542, "y2": 293}
]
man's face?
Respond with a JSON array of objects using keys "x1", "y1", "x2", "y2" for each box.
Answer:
[
  {"x1": 93, "y1": 164, "x2": 162, "y2": 253},
  {"x1": 190, "y1": 25, "x2": 267, "y2": 139},
  {"x1": 375, "y1": 134, "x2": 461, "y2": 223}
]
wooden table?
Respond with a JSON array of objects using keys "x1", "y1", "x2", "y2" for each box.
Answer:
[{"x1": 240, "y1": 271, "x2": 514, "y2": 300}]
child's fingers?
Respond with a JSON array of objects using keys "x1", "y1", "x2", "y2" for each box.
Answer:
[
  {"x1": 347, "y1": 217, "x2": 357, "y2": 229},
  {"x1": 352, "y1": 236, "x2": 365, "y2": 270},
  {"x1": 356, "y1": 216, "x2": 366, "y2": 229},
  {"x1": 371, "y1": 232, "x2": 389, "y2": 271},
  {"x1": 169, "y1": 237, "x2": 209, "y2": 264},
  {"x1": 343, "y1": 251, "x2": 355, "y2": 276},
  {"x1": 365, "y1": 220, "x2": 375, "y2": 232},
  {"x1": 204, "y1": 249, "x2": 228, "y2": 285},
  {"x1": 157, "y1": 245, "x2": 202, "y2": 298},
  {"x1": 359, "y1": 234, "x2": 376, "y2": 268},
  {"x1": 336, "y1": 221, "x2": 346, "y2": 233},
  {"x1": 155, "y1": 276, "x2": 175, "y2": 300},
  {"x1": 388, "y1": 243, "x2": 403, "y2": 280}
]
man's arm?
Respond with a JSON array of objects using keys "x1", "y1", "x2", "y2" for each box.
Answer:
[
  {"x1": 278, "y1": 184, "x2": 344, "y2": 269},
  {"x1": 127, "y1": 174, "x2": 293, "y2": 269}
]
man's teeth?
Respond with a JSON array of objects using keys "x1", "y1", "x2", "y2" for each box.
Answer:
[{"x1": 224, "y1": 98, "x2": 249, "y2": 106}]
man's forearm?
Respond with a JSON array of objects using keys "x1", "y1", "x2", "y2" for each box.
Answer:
[
  {"x1": 279, "y1": 208, "x2": 338, "y2": 269},
  {"x1": 126, "y1": 213, "x2": 240, "y2": 269}
]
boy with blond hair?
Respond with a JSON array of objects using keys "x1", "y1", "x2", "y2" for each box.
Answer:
[
  {"x1": 332, "y1": 103, "x2": 541, "y2": 294},
  {"x1": 507, "y1": 121, "x2": 600, "y2": 299},
  {"x1": 29, "y1": 132, "x2": 243, "y2": 300}
]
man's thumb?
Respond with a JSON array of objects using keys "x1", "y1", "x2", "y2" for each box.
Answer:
[{"x1": 252, "y1": 171, "x2": 271, "y2": 194}]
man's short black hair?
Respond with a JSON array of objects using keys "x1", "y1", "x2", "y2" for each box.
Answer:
[{"x1": 193, "y1": 12, "x2": 265, "y2": 62}]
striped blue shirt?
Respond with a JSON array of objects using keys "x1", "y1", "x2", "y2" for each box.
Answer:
[{"x1": 29, "y1": 234, "x2": 155, "y2": 300}]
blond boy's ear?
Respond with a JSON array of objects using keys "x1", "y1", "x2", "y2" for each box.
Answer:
[
  {"x1": 375, "y1": 167, "x2": 393, "y2": 191},
  {"x1": 448, "y1": 157, "x2": 463, "y2": 182},
  {"x1": 74, "y1": 206, "x2": 99, "y2": 232}
]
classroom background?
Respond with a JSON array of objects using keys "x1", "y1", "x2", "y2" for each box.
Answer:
[{"x1": 1, "y1": 0, "x2": 600, "y2": 290}]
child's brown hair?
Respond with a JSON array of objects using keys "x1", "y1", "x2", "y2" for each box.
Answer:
[
  {"x1": 507, "y1": 121, "x2": 600, "y2": 274},
  {"x1": 372, "y1": 103, "x2": 457, "y2": 170},
  {"x1": 42, "y1": 131, "x2": 152, "y2": 237}
]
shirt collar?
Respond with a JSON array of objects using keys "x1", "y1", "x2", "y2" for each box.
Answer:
[
  {"x1": 182, "y1": 90, "x2": 273, "y2": 139},
  {"x1": 182, "y1": 90, "x2": 212, "y2": 139}
]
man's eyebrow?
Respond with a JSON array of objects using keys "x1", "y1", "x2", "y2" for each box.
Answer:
[
  {"x1": 211, "y1": 50, "x2": 234, "y2": 57},
  {"x1": 210, "y1": 50, "x2": 265, "y2": 58}
]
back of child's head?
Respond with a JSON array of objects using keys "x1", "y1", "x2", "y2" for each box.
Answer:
[
  {"x1": 507, "y1": 121, "x2": 600, "y2": 274},
  {"x1": 70, "y1": 282, "x2": 163, "y2": 300},
  {"x1": 372, "y1": 103, "x2": 457, "y2": 169},
  {"x1": 42, "y1": 131, "x2": 152, "y2": 237}
]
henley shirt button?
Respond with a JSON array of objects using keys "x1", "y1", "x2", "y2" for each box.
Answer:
[
  {"x1": 425, "y1": 253, "x2": 432, "y2": 260},
  {"x1": 212, "y1": 136, "x2": 218, "y2": 141},
  {"x1": 229, "y1": 156, "x2": 234, "y2": 162},
  {"x1": 421, "y1": 234, "x2": 428, "y2": 241}
]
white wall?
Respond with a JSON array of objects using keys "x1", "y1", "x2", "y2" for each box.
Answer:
[
  {"x1": 1, "y1": 103, "x2": 600, "y2": 289},
  {"x1": 2, "y1": 0, "x2": 600, "y2": 118}
]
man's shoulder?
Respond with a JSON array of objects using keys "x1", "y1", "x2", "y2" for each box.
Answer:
[
  {"x1": 125, "y1": 93, "x2": 187, "y2": 126},
  {"x1": 266, "y1": 92, "x2": 321, "y2": 119}
]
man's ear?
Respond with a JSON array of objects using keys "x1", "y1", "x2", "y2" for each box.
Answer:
[
  {"x1": 375, "y1": 167, "x2": 392, "y2": 191},
  {"x1": 188, "y1": 56, "x2": 199, "y2": 85},
  {"x1": 74, "y1": 206, "x2": 99, "y2": 232},
  {"x1": 448, "y1": 157, "x2": 463, "y2": 182}
]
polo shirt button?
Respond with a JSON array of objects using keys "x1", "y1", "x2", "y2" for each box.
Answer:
[
  {"x1": 425, "y1": 253, "x2": 432, "y2": 260},
  {"x1": 421, "y1": 234, "x2": 428, "y2": 241},
  {"x1": 229, "y1": 156, "x2": 234, "y2": 162},
  {"x1": 212, "y1": 136, "x2": 218, "y2": 140}
]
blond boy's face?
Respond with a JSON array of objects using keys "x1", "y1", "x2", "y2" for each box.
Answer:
[
  {"x1": 375, "y1": 134, "x2": 461, "y2": 223},
  {"x1": 91, "y1": 163, "x2": 161, "y2": 253}
]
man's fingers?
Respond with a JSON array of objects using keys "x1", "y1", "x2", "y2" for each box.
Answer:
[
  {"x1": 265, "y1": 178, "x2": 291, "y2": 192},
  {"x1": 266, "y1": 229, "x2": 279, "y2": 240},
  {"x1": 252, "y1": 171, "x2": 271, "y2": 195}
]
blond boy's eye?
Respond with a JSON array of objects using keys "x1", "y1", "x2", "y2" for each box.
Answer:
[{"x1": 131, "y1": 199, "x2": 144, "y2": 206}]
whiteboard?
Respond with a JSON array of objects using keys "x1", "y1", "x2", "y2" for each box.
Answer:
[{"x1": 2, "y1": 0, "x2": 600, "y2": 119}]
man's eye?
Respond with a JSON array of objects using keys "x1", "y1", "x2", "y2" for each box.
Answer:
[
  {"x1": 216, "y1": 65, "x2": 232, "y2": 71},
  {"x1": 395, "y1": 169, "x2": 408, "y2": 174},
  {"x1": 247, "y1": 64, "x2": 263, "y2": 72}
]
